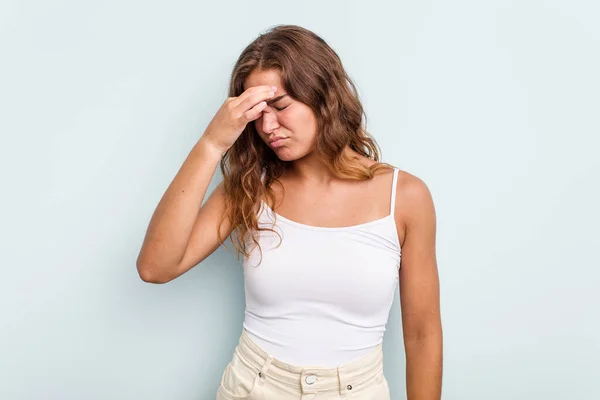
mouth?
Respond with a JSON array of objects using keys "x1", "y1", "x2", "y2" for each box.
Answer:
[{"x1": 268, "y1": 137, "x2": 288, "y2": 148}]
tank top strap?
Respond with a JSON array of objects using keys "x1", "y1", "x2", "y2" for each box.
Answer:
[{"x1": 389, "y1": 168, "x2": 399, "y2": 216}]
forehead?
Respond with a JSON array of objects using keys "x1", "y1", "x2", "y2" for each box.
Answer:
[{"x1": 243, "y1": 69, "x2": 285, "y2": 91}]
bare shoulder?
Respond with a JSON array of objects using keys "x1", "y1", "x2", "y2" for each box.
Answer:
[
  {"x1": 393, "y1": 169, "x2": 437, "y2": 247},
  {"x1": 396, "y1": 169, "x2": 433, "y2": 201}
]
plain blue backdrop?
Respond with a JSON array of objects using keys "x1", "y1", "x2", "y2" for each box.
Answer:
[{"x1": 1, "y1": 0, "x2": 599, "y2": 399}]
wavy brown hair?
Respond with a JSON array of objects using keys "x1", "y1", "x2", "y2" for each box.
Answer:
[{"x1": 217, "y1": 24, "x2": 395, "y2": 264}]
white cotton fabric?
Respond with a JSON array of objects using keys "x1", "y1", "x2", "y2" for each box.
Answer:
[{"x1": 241, "y1": 168, "x2": 402, "y2": 367}]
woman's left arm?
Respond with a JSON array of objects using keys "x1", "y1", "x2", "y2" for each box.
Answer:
[{"x1": 395, "y1": 174, "x2": 443, "y2": 400}]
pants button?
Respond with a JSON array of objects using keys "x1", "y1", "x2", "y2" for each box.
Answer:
[{"x1": 305, "y1": 374, "x2": 317, "y2": 385}]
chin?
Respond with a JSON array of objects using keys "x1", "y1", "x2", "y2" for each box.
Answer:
[
  {"x1": 273, "y1": 150, "x2": 297, "y2": 162},
  {"x1": 273, "y1": 147, "x2": 312, "y2": 162}
]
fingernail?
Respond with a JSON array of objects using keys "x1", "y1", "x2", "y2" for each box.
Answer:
[{"x1": 271, "y1": 86, "x2": 278, "y2": 91}]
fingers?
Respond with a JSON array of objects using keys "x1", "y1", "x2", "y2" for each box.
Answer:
[
  {"x1": 233, "y1": 85, "x2": 277, "y2": 111},
  {"x1": 243, "y1": 100, "x2": 268, "y2": 122}
]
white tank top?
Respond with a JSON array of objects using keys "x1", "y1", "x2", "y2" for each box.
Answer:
[{"x1": 242, "y1": 168, "x2": 401, "y2": 367}]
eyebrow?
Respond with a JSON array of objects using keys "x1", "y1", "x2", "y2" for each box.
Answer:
[{"x1": 266, "y1": 94, "x2": 288, "y2": 105}]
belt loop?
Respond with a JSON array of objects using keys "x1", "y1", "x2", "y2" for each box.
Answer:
[
  {"x1": 337, "y1": 367, "x2": 346, "y2": 397},
  {"x1": 258, "y1": 355, "x2": 273, "y2": 386}
]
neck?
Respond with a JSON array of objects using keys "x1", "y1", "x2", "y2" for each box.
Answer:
[{"x1": 284, "y1": 146, "x2": 358, "y2": 185}]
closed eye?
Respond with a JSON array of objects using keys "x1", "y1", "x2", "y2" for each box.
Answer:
[{"x1": 266, "y1": 94, "x2": 290, "y2": 111}]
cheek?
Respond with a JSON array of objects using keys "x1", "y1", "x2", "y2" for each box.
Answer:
[
  {"x1": 253, "y1": 118, "x2": 270, "y2": 138},
  {"x1": 296, "y1": 108, "x2": 317, "y2": 132},
  {"x1": 282, "y1": 111, "x2": 311, "y2": 134},
  {"x1": 252, "y1": 119, "x2": 261, "y2": 134}
]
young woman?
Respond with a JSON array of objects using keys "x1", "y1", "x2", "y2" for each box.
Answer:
[{"x1": 137, "y1": 25, "x2": 442, "y2": 400}]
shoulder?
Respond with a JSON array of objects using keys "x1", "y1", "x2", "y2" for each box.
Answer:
[
  {"x1": 393, "y1": 169, "x2": 437, "y2": 247},
  {"x1": 396, "y1": 170, "x2": 433, "y2": 203}
]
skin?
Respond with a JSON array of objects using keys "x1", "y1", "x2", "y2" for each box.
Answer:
[
  {"x1": 245, "y1": 69, "x2": 323, "y2": 169},
  {"x1": 244, "y1": 69, "x2": 443, "y2": 399}
]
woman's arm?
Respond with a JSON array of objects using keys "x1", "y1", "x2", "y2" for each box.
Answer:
[
  {"x1": 136, "y1": 85, "x2": 276, "y2": 283},
  {"x1": 395, "y1": 173, "x2": 443, "y2": 400},
  {"x1": 136, "y1": 137, "x2": 230, "y2": 283}
]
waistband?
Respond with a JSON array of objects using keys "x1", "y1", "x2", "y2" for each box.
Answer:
[{"x1": 234, "y1": 328, "x2": 384, "y2": 395}]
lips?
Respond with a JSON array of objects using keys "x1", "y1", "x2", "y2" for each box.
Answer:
[
  {"x1": 268, "y1": 136, "x2": 288, "y2": 148},
  {"x1": 268, "y1": 136, "x2": 287, "y2": 144}
]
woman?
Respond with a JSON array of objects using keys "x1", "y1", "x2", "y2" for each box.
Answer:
[{"x1": 137, "y1": 25, "x2": 442, "y2": 400}]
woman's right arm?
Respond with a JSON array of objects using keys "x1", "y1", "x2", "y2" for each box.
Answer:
[
  {"x1": 135, "y1": 137, "x2": 231, "y2": 283},
  {"x1": 136, "y1": 85, "x2": 277, "y2": 283}
]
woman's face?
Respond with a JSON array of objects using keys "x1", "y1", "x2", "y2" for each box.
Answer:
[{"x1": 243, "y1": 69, "x2": 318, "y2": 161}]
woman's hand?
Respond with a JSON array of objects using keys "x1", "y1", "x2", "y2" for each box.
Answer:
[{"x1": 201, "y1": 85, "x2": 277, "y2": 153}]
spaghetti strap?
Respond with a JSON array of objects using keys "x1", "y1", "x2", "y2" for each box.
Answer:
[{"x1": 389, "y1": 168, "x2": 399, "y2": 216}]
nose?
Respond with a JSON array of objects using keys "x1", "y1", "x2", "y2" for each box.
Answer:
[{"x1": 261, "y1": 108, "x2": 280, "y2": 134}]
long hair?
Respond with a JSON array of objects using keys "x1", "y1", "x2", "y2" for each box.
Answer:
[{"x1": 217, "y1": 24, "x2": 395, "y2": 264}]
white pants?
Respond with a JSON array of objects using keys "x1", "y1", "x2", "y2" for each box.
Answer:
[{"x1": 216, "y1": 329, "x2": 391, "y2": 399}]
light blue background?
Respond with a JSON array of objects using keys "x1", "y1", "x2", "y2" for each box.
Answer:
[{"x1": 1, "y1": 1, "x2": 599, "y2": 399}]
